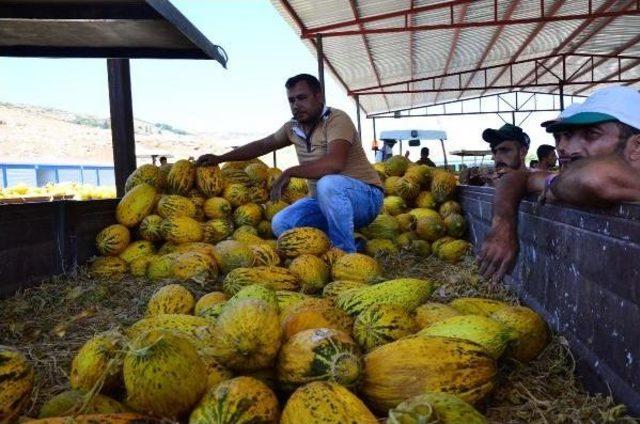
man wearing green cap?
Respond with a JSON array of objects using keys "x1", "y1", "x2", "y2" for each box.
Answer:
[{"x1": 477, "y1": 86, "x2": 640, "y2": 283}]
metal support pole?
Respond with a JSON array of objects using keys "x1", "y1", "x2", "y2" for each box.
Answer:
[
  {"x1": 356, "y1": 95, "x2": 362, "y2": 136},
  {"x1": 372, "y1": 117, "x2": 377, "y2": 141},
  {"x1": 107, "y1": 58, "x2": 136, "y2": 198},
  {"x1": 559, "y1": 82, "x2": 565, "y2": 110},
  {"x1": 272, "y1": 151, "x2": 277, "y2": 168},
  {"x1": 511, "y1": 111, "x2": 516, "y2": 125},
  {"x1": 440, "y1": 139, "x2": 448, "y2": 169},
  {"x1": 316, "y1": 34, "x2": 325, "y2": 100}
]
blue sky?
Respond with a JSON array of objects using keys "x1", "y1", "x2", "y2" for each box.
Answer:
[{"x1": 1, "y1": 0, "x2": 562, "y2": 164}]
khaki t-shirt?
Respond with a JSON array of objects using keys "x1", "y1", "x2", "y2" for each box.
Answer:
[{"x1": 271, "y1": 107, "x2": 382, "y2": 195}]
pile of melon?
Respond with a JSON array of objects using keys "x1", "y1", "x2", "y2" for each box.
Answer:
[{"x1": 0, "y1": 158, "x2": 551, "y2": 423}]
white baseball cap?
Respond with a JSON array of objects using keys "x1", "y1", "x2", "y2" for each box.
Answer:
[{"x1": 542, "y1": 86, "x2": 640, "y2": 133}]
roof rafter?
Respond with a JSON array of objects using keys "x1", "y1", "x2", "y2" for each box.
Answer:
[
  {"x1": 513, "y1": 0, "x2": 634, "y2": 87},
  {"x1": 574, "y1": 57, "x2": 640, "y2": 95},
  {"x1": 456, "y1": 0, "x2": 521, "y2": 100},
  {"x1": 434, "y1": 2, "x2": 470, "y2": 104},
  {"x1": 348, "y1": 0, "x2": 390, "y2": 112},
  {"x1": 478, "y1": 0, "x2": 565, "y2": 97}
]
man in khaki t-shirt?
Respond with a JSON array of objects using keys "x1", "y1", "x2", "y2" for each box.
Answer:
[{"x1": 196, "y1": 73, "x2": 383, "y2": 252}]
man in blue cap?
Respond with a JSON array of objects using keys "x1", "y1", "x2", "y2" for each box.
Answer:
[{"x1": 477, "y1": 86, "x2": 640, "y2": 282}]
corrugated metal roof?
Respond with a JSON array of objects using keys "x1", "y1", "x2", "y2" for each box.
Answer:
[{"x1": 271, "y1": 0, "x2": 640, "y2": 116}]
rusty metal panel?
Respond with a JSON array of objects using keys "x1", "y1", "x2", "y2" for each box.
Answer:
[
  {"x1": 0, "y1": 199, "x2": 118, "y2": 298},
  {"x1": 459, "y1": 185, "x2": 640, "y2": 415}
]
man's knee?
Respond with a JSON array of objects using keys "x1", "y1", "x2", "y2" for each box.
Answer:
[
  {"x1": 316, "y1": 175, "x2": 345, "y2": 199},
  {"x1": 271, "y1": 210, "x2": 290, "y2": 237}
]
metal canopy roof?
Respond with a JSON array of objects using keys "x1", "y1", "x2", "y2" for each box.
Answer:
[
  {"x1": 0, "y1": 0, "x2": 228, "y2": 66},
  {"x1": 272, "y1": 0, "x2": 640, "y2": 116}
]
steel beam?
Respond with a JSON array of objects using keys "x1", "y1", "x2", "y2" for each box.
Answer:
[
  {"x1": 434, "y1": 2, "x2": 470, "y2": 104},
  {"x1": 107, "y1": 59, "x2": 136, "y2": 198},
  {"x1": 574, "y1": 58, "x2": 640, "y2": 95},
  {"x1": 317, "y1": 34, "x2": 325, "y2": 100}
]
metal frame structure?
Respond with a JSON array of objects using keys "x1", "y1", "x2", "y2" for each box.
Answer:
[
  {"x1": 2, "y1": 0, "x2": 228, "y2": 196},
  {"x1": 273, "y1": 0, "x2": 640, "y2": 127}
]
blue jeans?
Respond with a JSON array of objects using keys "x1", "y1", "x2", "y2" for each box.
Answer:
[{"x1": 272, "y1": 175, "x2": 383, "y2": 253}]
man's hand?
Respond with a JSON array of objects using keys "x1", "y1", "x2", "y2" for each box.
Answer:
[
  {"x1": 476, "y1": 219, "x2": 518, "y2": 283},
  {"x1": 195, "y1": 154, "x2": 221, "y2": 167},
  {"x1": 270, "y1": 171, "x2": 291, "y2": 202}
]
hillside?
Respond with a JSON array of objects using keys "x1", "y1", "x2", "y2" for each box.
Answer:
[{"x1": 0, "y1": 102, "x2": 298, "y2": 167}]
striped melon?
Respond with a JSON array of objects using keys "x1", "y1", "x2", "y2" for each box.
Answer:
[
  {"x1": 233, "y1": 203, "x2": 262, "y2": 227},
  {"x1": 431, "y1": 170, "x2": 457, "y2": 203},
  {"x1": 172, "y1": 251, "x2": 217, "y2": 282},
  {"x1": 146, "y1": 253, "x2": 179, "y2": 281},
  {"x1": 250, "y1": 243, "x2": 281, "y2": 267},
  {"x1": 322, "y1": 280, "x2": 368, "y2": 302},
  {"x1": 281, "y1": 301, "x2": 353, "y2": 340},
  {"x1": 130, "y1": 255, "x2": 155, "y2": 278},
  {"x1": 384, "y1": 155, "x2": 410, "y2": 176},
  {"x1": 288, "y1": 254, "x2": 330, "y2": 294},
  {"x1": 388, "y1": 392, "x2": 487, "y2": 424},
  {"x1": 362, "y1": 336, "x2": 497, "y2": 413},
  {"x1": 95, "y1": 224, "x2": 130, "y2": 256},
  {"x1": 146, "y1": 284, "x2": 195, "y2": 316},
  {"x1": 223, "y1": 266, "x2": 299, "y2": 296},
  {"x1": 361, "y1": 214, "x2": 399, "y2": 240},
  {"x1": 198, "y1": 302, "x2": 227, "y2": 322},
  {"x1": 331, "y1": 253, "x2": 382, "y2": 283},
  {"x1": 282, "y1": 177, "x2": 308, "y2": 203},
  {"x1": 395, "y1": 232, "x2": 416, "y2": 248},
  {"x1": 263, "y1": 200, "x2": 289, "y2": 221},
  {"x1": 213, "y1": 240, "x2": 255, "y2": 274},
  {"x1": 157, "y1": 195, "x2": 196, "y2": 218},
  {"x1": 171, "y1": 242, "x2": 216, "y2": 260},
  {"x1": 190, "y1": 377, "x2": 279, "y2": 424},
  {"x1": 212, "y1": 299, "x2": 282, "y2": 371},
  {"x1": 277, "y1": 328, "x2": 362, "y2": 391},
  {"x1": 38, "y1": 390, "x2": 127, "y2": 418},
  {"x1": 444, "y1": 213, "x2": 467, "y2": 238},
  {"x1": 199, "y1": 355, "x2": 233, "y2": 390},
  {"x1": 160, "y1": 216, "x2": 203, "y2": 244},
  {"x1": 415, "y1": 191, "x2": 437, "y2": 209},
  {"x1": 124, "y1": 164, "x2": 165, "y2": 193},
  {"x1": 437, "y1": 239, "x2": 470, "y2": 263},
  {"x1": 394, "y1": 177, "x2": 420, "y2": 201},
  {"x1": 320, "y1": 246, "x2": 346, "y2": 267},
  {"x1": 194, "y1": 292, "x2": 227, "y2": 316},
  {"x1": 124, "y1": 330, "x2": 207, "y2": 419},
  {"x1": 404, "y1": 164, "x2": 431, "y2": 187},
  {"x1": 222, "y1": 168, "x2": 253, "y2": 186},
  {"x1": 384, "y1": 176, "x2": 401, "y2": 195},
  {"x1": 490, "y1": 306, "x2": 549, "y2": 363},
  {"x1": 276, "y1": 291, "x2": 310, "y2": 313},
  {"x1": 127, "y1": 314, "x2": 216, "y2": 354},
  {"x1": 139, "y1": 214, "x2": 163, "y2": 242},
  {"x1": 196, "y1": 165, "x2": 224, "y2": 197},
  {"x1": 70, "y1": 330, "x2": 125, "y2": 393},
  {"x1": 0, "y1": 346, "x2": 35, "y2": 423},
  {"x1": 383, "y1": 196, "x2": 406, "y2": 216},
  {"x1": 281, "y1": 381, "x2": 377, "y2": 424},
  {"x1": 336, "y1": 278, "x2": 433, "y2": 316},
  {"x1": 415, "y1": 215, "x2": 446, "y2": 242},
  {"x1": 202, "y1": 218, "x2": 234, "y2": 243},
  {"x1": 449, "y1": 298, "x2": 510, "y2": 316},
  {"x1": 277, "y1": 227, "x2": 331, "y2": 257},
  {"x1": 395, "y1": 213, "x2": 416, "y2": 232},
  {"x1": 203, "y1": 197, "x2": 232, "y2": 219},
  {"x1": 115, "y1": 183, "x2": 157, "y2": 227},
  {"x1": 247, "y1": 186, "x2": 269, "y2": 204},
  {"x1": 409, "y1": 207, "x2": 441, "y2": 220},
  {"x1": 353, "y1": 304, "x2": 417, "y2": 352},
  {"x1": 167, "y1": 159, "x2": 196, "y2": 195},
  {"x1": 27, "y1": 413, "x2": 160, "y2": 423},
  {"x1": 419, "y1": 315, "x2": 516, "y2": 359},
  {"x1": 118, "y1": 240, "x2": 155, "y2": 263},
  {"x1": 256, "y1": 220, "x2": 273, "y2": 239},
  {"x1": 409, "y1": 240, "x2": 432, "y2": 256},
  {"x1": 365, "y1": 239, "x2": 398, "y2": 256},
  {"x1": 244, "y1": 162, "x2": 269, "y2": 185},
  {"x1": 439, "y1": 200, "x2": 462, "y2": 218},
  {"x1": 228, "y1": 284, "x2": 278, "y2": 311},
  {"x1": 223, "y1": 183, "x2": 250, "y2": 207},
  {"x1": 89, "y1": 256, "x2": 127, "y2": 281},
  {"x1": 414, "y1": 302, "x2": 462, "y2": 329},
  {"x1": 432, "y1": 236, "x2": 456, "y2": 256}
]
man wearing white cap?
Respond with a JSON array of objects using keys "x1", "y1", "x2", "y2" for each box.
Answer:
[{"x1": 477, "y1": 86, "x2": 640, "y2": 282}]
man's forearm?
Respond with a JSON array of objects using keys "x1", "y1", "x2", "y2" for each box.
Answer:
[
  {"x1": 219, "y1": 136, "x2": 284, "y2": 163},
  {"x1": 491, "y1": 171, "x2": 530, "y2": 225}
]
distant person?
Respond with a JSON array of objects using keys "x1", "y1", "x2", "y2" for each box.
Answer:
[
  {"x1": 159, "y1": 156, "x2": 168, "y2": 166},
  {"x1": 416, "y1": 147, "x2": 436, "y2": 167},
  {"x1": 529, "y1": 160, "x2": 539, "y2": 169},
  {"x1": 536, "y1": 144, "x2": 557, "y2": 171},
  {"x1": 404, "y1": 150, "x2": 410, "y2": 160},
  {"x1": 196, "y1": 73, "x2": 383, "y2": 252},
  {"x1": 477, "y1": 86, "x2": 640, "y2": 282}
]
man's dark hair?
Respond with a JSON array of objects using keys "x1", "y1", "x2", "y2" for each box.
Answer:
[
  {"x1": 421, "y1": 147, "x2": 430, "y2": 157},
  {"x1": 285, "y1": 74, "x2": 322, "y2": 93},
  {"x1": 530, "y1": 160, "x2": 539, "y2": 168},
  {"x1": 536, "y1": 144, "x2": 555, "y2": 161},
  {"x1": 617, "y1": 122, "x2": 640, "y2": 143}
]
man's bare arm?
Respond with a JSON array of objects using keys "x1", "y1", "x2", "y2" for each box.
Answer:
[
  {"x1": 196, "y1": 134, "x2": 290, "y2": 166},
  {"x1": 551, "y1": 155, "x2": 640, "y2": 206}
]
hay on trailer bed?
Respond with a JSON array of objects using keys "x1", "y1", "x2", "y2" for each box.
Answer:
[{"x1": 0, "y1": 252, "x2": 637, "y2": 423}]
